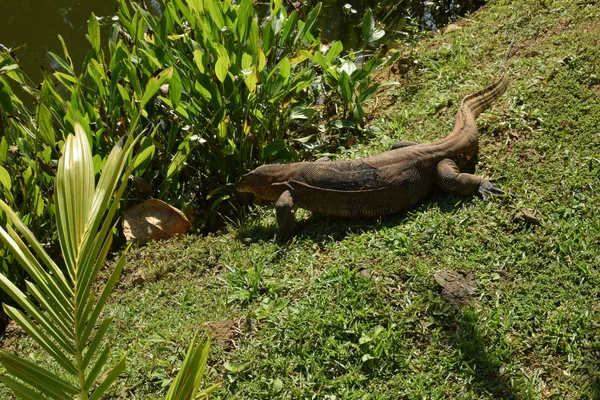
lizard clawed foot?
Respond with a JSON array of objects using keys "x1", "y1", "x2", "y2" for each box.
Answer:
[{"x1": 478, "y1": 180, "x2": 504, "y2": 200}]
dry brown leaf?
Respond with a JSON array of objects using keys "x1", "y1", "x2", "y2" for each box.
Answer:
[{"x1": 122, "y1": 199, "x2": 191, "y2": 245}]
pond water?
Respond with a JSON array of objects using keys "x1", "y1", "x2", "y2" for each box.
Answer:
[
  {"x1": 0, "y1": 0, "x2": 485, "y2": 82},
  {"x1": 0, "y1": 0, "x2": 117, "y2": 82}
]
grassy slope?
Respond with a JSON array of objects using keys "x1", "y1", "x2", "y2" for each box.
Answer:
[{"x1": 2, "y1": 0, "x2": 600, "y2": 398}]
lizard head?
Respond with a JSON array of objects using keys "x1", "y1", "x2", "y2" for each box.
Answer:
[{"x1": 236, "y1": 165, "x2": 284, "y2": 201}]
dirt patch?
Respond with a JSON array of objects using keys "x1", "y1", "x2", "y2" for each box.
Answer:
[{"x1": 202, "y1": 320, "x2": 241, "y2": 348}]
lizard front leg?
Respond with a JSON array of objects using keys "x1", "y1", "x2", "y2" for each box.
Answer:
[
  {"x1": 435, "y1": 158, "x2": 503, "y2": 198},
  {"x1": 276, "y1": 190, "x2": 297, "y2": 239}
]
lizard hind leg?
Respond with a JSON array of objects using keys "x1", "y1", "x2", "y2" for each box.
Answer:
[
  {"x1": 276, "y1": 190, "x2": 298, "y2": 240},
  {"x1": 435, "y1": 158, "x2": 503, "y2": 199}
]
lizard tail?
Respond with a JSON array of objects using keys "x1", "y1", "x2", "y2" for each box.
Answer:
[{"x1": 460, "y1": 39, "x2": 513, "y2": 118}]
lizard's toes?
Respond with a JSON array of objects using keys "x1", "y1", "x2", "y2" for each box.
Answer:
[{"x1": 478, "y1": 180, "x2": 504, "y2": 199}]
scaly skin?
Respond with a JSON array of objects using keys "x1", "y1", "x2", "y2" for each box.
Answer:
[{"x1": 237, "y1": 70, "x2": 509, "y2": 239}]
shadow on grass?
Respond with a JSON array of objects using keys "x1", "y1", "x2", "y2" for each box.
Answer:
[
  {"x1": 436, "y1": 306, "x2": 517, "y2": 399},
  {"x1": 236, "y1": 191, "x2": 479, "y2": 244}
]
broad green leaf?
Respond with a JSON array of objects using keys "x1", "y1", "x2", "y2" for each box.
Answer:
[
  {"x1": 0, "y1": 165, "x2": 11, "y2": 191},
  {"x1": 353, "y1": 103, "x2": 364, "y2": 121},
  {"x1": 357, "y1": 84, "x2": 380, "y2": 103},
  {"x1": 237, "y1": 0, "x2": 253, "y2": 41},
  {"x1": 247, "y1": 18, "x2": 260, "y2": 56},
  {"x1": 338, "y1": 70, "x2": 352, "y2": 104},
  {"x1": 326, "y1": 41, "x2": 343, "y2": 62},
  {"x1": 241, "y1": 53, "x2": 257, "y2": 93},
  {"x1": 338, "y1": 60, "x2": 357, "y2": 76},
  {"x1": 362, "y1": 9, "x2": 385, "y2": 45},
  {"x1": 37, "y1": 104, "x2": 56, "y2": 146},
  {"x1": 132, "y1": 144, "x2": 155, "y2": 173},
  {"x1": 334, "y1": 119, "x2": 356, "y2": 129},
  {"x1": 278, "y1": 57, "x2": 290, "y2": 80},
  {"x1": 86, "y1": 59, "x2": 107, "y2": 98},
  {"x1": 214, "y1": 48, "x2": 230, "y2": 83},
  {"x1": 280, "y1": 11, "x2": 297, "y2": 46},
  {"x1": 262, "y1": 139, "x2": 286, "y2": 158},
  {"x1": 290, "y1": 107, "x2": 316, "y2": 120},
  {"x1": 262, "y1": 19, "x2": 275, "y2": 53},
  {"x1": 0, "y1": 136, "x2": 8, "y2": 163},
  {"x1": 205, "y1": 0, "x2": 226, "y2": 30},
  {"x1": 140, "y1": 67, "x2": 174, "y2": 109},
  {"x1": 86, "y1": 13, "x2": 101, "y2": 53},
  {"x1": 55, "y1": 124, "x2": 94, "y2": 273},
  {"x1": 271, "y1": 8, "x2": 285, "y2": 35},
  {"x1": 271, "y1": 0, "x2": 283, "y2": 15},
  {"x1": 169, "y1": 68, "x2": 183, "y2": 107},
  {"x1": 193, "y1": 49, "x2": 207, "y2": 73},
  {"x1": 294, "y1": 3, "x2": 321, "y2": 46}
]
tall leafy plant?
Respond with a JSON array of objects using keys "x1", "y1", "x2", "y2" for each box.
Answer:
[
  {"x1": 0, "y1": 123, "x2": 218, "y2": 399},
  {"x1": 112, "y1": 0, "x2": 324, "y2": 226}
]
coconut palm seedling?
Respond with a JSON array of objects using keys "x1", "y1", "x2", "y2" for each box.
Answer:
[{"x1": 0, "y1": 123, "x2": 217, "y2": 399}]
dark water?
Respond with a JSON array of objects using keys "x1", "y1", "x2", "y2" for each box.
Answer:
[
  {"x1": 0, "y1": 0, "x2": 484, "y2": 83},
  {"x1": 315, "y1": 0, "x2": 486, "y2": 49},
  {"x1": 0, "y1": 0, "x2": 117, "y2": 82}
]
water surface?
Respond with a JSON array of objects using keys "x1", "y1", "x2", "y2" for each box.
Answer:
[{"x1": 0, "y1": 0, "x2": 485, "y2": 83}]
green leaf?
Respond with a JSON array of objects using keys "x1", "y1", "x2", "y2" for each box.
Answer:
[
  {"x1": 237, "y1": 0, "x2": 253, "y2": 41},
  {"x1": 278, "y1": 57, "x2": 290, "y2": 80},
  {"x1": 334, "y1": 119, "x2": 356, "y2": 129},
  {"x1": 140, "y1": 67, "x2": 174, "y2": 109},
  {"x1": 192, "y1": 49, "x2": 207, "y2": 73},
  {"x1": 0, "y1": 64, "x2": 19, "y2": 74},
  {"x1": 206, "y1": 0, "x2": 226, "y2": 31},
  {"x1": 357, "y1": 84, "x2": 380, "y2": 104},
  {"x1": 165, "y1": 334, "x2": 215, "y2": 400},
  {"x1": 294, "y1": 2, "x2": 321, "y2": 45},
  {"x1": 0, "y1": 165, "x2": 11, "y2": 191},
  {"x1": 169, "y1": 68, "x2": 183, "y2": 107},
  {"x1": 262, "y1": 139, "x2": 287, "y2": 158},
  {"x1": 290, "y1": 106, "x2": 316, "y2": 120},
  {"x1": 280, "y1": 11, "x2": 298, "y2": 46},
  {"x1": 88, "y1": 357, "x2": 126, "y2": 400},
  {"x1": 0, "y1": 350, "x2": 78, "y2": 397},
  {"x1": 132, "y1": 144, "x2": 155, "y2": 173},
  {"x1": 362, "y1": 9, "x2": 385, "y2": 45},
  {"x1": 326, "y1": 41, "x2": 343, "y2": 62},
  {"x1": 86, "y1": 13, "x2": 101, "y2": 53},
  {"x1": 215, "y1": 54, "x2": 230, "y2": 83},
  {"x1": 38, "y1": 104, "x2": 56, "y2": 146},
  {"x1": 338, "y1": 71, "x2": 352, "y2": 104},
  {"x1": 0, "y1": 375, "x2": 49, "y2": 400},
  {"x1": 0, "y1": 136, "x2": 8, "y2": 163}
]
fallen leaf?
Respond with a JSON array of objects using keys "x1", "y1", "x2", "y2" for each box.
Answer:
[{"x1": 122, "y1": 199, "x2": 191, "y2": 245}]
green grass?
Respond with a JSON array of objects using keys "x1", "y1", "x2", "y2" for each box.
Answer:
[{"x1": 2, "y1": 0, "x2": 600, "y2": 398}]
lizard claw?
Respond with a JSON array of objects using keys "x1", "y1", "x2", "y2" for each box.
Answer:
[{"x1": 478, "y1": 180, "x2": 504, "y2": 200}]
